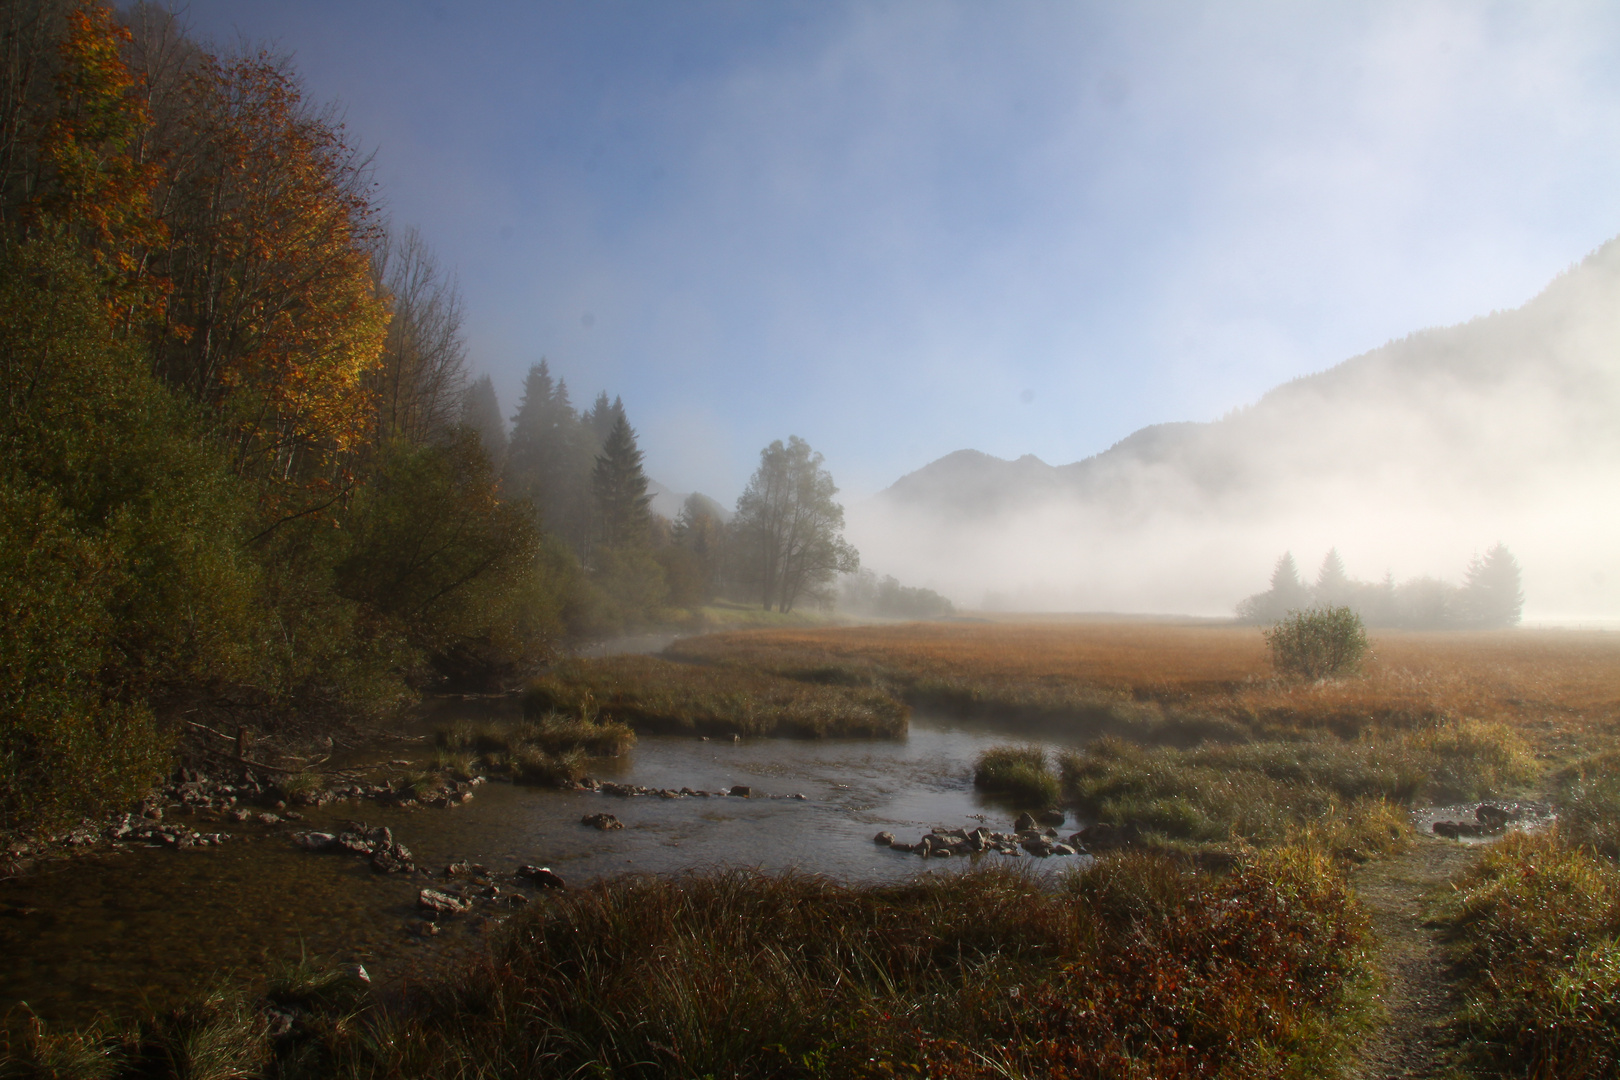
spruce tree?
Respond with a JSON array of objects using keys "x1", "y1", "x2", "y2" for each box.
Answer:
[
  {"x1": 592, "y1": 412, "x2": 652, "y2": 549},
  {"x1": 1462, "y1": 544, "x2": 1525, "y2": 628},
  {"x1": 458, "y1": 374, "x2": 506, "y2": 465}
]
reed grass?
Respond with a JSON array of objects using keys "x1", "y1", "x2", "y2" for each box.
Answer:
[
  {"x1": 430, "y1": 712, "x2": 635, "y2": 787},
  {"x1": 3, "y1": 853, "x2": 1375, "y2": 1079},
  {"x1": 524, "y1": 655, "x2": 909, "y2": 738},
  {"x1": 973, "y1": 744, "x2": 1061, "y2": 808}
]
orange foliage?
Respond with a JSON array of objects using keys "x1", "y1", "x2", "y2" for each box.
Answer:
[
  {"x1": 153, "y1": 50, "x2": 388, "y2": 485},
  {"x1": 32, "y1": 2, "x2": 167, "y2": 323}
]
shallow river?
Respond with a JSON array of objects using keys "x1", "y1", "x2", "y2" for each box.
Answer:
[{"x1": 0, "y1": 709, "x2": 1088, "y2": 1027}]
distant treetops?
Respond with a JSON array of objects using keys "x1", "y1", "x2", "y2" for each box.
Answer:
[{"x1": 1237, "y1": 545, "x2": 1524, "y2": 630}]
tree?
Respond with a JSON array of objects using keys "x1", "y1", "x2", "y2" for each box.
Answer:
[
  {"x1": 591, "y1": 411, "x2": 651, "y2": 550},
  {"x1": 1235, "y1": 551, "x2": 1311, "y2": 624},
  {"x1": 1461, "y1": 544, "x2": 1524, "y2": 629},
  {"x1": 1314, "y1": 548, "x2": 1353, "y2": 608},
  {"x1": 369, "y1": 224, "x2": 467, "y2": 445},
  {"x1": 734, "y1": 436, "x2": 859, "y2": 612},
  {"x1": 459, "y1": 374, "x2": 506, "y2": 466}
]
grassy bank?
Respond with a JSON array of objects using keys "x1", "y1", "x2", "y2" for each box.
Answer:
[
  {"x1": 3, "y1": 851, "x2": 1374, "y2": 1079},
  {"x1": 524, "y1": 655, "x2": 909, "y2": 738},
  {"x1": 1058, "y1": 720, "x2": 1537, "y2": 858}
]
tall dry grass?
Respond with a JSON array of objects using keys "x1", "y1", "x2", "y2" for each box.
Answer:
[
  {"x1": 525, "y1": 655, "x2": 909, "y2": 738},
  {"x1": 666, "y1": 622, "x2": 1620, "y2": 751},
  {"x1": 3, "y1": 854, "x2": 1375, "y2": 1079}
]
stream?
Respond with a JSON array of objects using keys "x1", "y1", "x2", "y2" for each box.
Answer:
[{"x1": 0, "y1": 706, "x2": 1087, "y2": 1027}]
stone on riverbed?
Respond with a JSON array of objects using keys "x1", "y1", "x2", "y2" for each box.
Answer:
[
  {"x1": 729, "y1": 785, "x2": 751, "y2": 798},
  {"x1": 292, "y1": 831, "x2": 337, "y2": 852},
  {"x1": 418, "y1": 888, "x2": 471, "y2": 916},
  {"x1": 1014, "y1": 812, "x2": 1037, "y2": 832},
  {"x1": 582, "y1": 812, "x2": 624, "y2": 830},
  {"x1": 873, "y1": 831, "x2": 895, "y2": 846}
]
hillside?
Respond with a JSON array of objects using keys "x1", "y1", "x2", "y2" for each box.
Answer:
[{"x1": 854, "y1": 240, "x2": 1620, "y2": 618}]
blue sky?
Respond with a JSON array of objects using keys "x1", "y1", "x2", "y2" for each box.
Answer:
[{"x1": 184, "y1": 1, "x2": 1620, "y2": 503}]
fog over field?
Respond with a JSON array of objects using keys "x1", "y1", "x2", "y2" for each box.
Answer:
[{"x1": 850, "y1": 243, "x2": 1620, "y2": 620}]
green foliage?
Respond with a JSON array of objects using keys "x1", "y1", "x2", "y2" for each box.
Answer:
[
  {"x1": 337, "y1": 432, "x2": 561, "y2": 688},
  {"x1": 973, "y1": 744, "x2": 1060, "y2": 807},
  {"x1": 0, "y1": 237, "x2": 255, "y2": 829},
  {"x1": 1265, "y1": 606, "x2": 1368, "y2": 679}
]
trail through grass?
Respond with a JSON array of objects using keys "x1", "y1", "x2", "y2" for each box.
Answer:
[{"x1": 1350, "y1": 836, "x2": 1477, "y2": 1080}]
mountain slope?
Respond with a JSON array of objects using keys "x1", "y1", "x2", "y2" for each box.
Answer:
[{"x1": 853, "y1": 240, "x2": 1620, "y2": 618}]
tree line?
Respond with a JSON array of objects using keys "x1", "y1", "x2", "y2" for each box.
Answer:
[
  {"x1": 0, "y1": 1, "x2": 874, "y2": 833},
  {"x1": 1236, "y1": 545, "x2": 1525, "y2": 630}
]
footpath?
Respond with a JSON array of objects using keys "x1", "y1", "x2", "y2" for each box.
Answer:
[{"x1": 1350, "y1": 836, "x2": 1478, "y2": 1080}]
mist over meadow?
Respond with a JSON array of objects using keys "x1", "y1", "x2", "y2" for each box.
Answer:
[{"x1": 850, "y1": 241, "x2": 1620, "y2": 621}]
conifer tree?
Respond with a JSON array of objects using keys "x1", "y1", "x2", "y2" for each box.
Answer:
[
  {"x1": 459, "y1": 374, "x2": 505, "y2": 465},
  {"x1": 1462, "y1": 543, "x2": 1524, "y2": 628},
  {"x1": 592, "y1": 411, "x2": 651, "y2": 549},
  {"x1": 1314, "y1": 548, "x2": 1353, "y2": 607}
]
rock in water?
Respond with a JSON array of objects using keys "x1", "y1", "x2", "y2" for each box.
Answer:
[
  {"x1": 292, "y1": 831, "x2": 337, "y2": 852},
  {"x1": 873, "y1": 831, "x2": 895, "y2": 846},
  {"x1": 729, "y1": 785, "x2": 752, "y2": 798},
  {"x1": 581, "y1": 813, "x2": 624, "y2": 830},
  {"x1": 517, "y1": 865, "x2": 566, "y2": 889},
  {"x1": 1014, "y1": 812, "x2": 1037, "y2": 832},
  {"x1": 418, "y1": 888, "x2": 471, "y2": 916}
]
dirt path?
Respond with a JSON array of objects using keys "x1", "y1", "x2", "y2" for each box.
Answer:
[{"x1": 1349, "y1": 836, "x2": 1478, "y2": 1080}]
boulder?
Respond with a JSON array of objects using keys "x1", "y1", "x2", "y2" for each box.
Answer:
[
  {"x1": 582, "y1": 813, "x2": 624, "y2": 830},
  {"x1": 292, "y1": 831, "x2": 337, "y2": 852},
  {"x1": 1037, "y1": 809, "x2": 1066, "y2": 827},
  {"x1": 418, "y1": 888, "x2": 471, "y2": 916},
  {"x1": 1476, "y1": 804, "x2": 1514, "y2": 830},
  {"x1": 873, "y1": 831, "x2": 896, "y2": 846},
  {"x1": 1014, "y1": 812, "x2": 1037, "y2": 832},
  {"x1": 729, "y1": 785, "x2": 752, "y2": 798},
  {"x1": 1050, "y1": 842, "x2": 1079, "y2": 856}
]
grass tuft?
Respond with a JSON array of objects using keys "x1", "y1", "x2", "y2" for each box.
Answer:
[{"x1": 973, "y1": 744, "x2": 1060, "y2": 808}]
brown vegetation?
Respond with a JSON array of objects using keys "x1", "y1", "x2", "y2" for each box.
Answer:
[
  {"x1": 525, "y1": 655, "x2": 910, "y2": 738},
  {"x1": 666, "y1": 621, "x2": 1620, "y2": 753},
  {"x1": 3, "y1": 853, "x2": 1374, "y2": 1079}
]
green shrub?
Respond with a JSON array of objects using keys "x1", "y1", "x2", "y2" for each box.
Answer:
[
  {"x1": 973, "y1": 744, "x2": 1061, "y2": 807},
  {"x1": 1265, "y1": 606, "x2": 1369, "y2": 679}
]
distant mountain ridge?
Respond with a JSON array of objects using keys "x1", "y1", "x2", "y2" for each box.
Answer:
[{"x1": 855, "y1": 238, "x2": 1620, "y2": 618}]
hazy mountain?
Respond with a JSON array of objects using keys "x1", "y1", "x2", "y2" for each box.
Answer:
[{"x1": 853, "y1": 240, "x2": 1620, "y2": 620}]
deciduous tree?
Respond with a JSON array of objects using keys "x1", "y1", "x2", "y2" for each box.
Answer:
[{"x1": 734, "y1": 436, "x2": 859, "y2": 613}]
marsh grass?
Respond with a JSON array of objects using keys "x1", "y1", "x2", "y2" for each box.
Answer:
[
  {"x1": 1440, "y1": 830, "x2": 1620, "y2": 1078},
  {"x1": 3, "y1": 853, "x2": 1374, "y2": 1079},
  {"x1": 664, "y1": 623, "x2": 1620, "y2": 753},
  {"x1": 973, "y1": 745, "x2": 1060, "y2": 808},
  {"x1": 430, "y1": 711, "x2": 635, "y2": 787},
  {"x1": 524, "y1": 655, "x2": 909, "y2": 738},
  {"x1": 1058, "y1": 719, "x2": 1533, "y2": 857}
]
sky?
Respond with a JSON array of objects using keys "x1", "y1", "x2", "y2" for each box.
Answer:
[{"x1": 181, "y1": 0, "x2": 1620, "y2": 505}]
